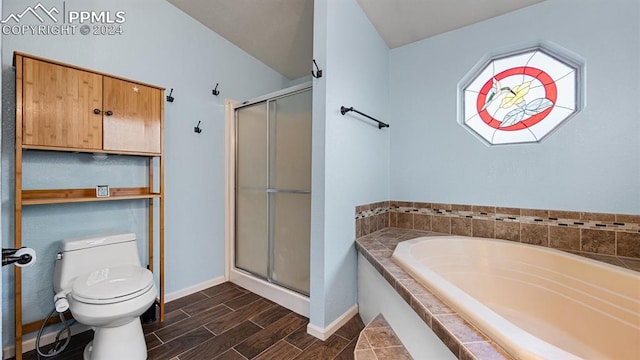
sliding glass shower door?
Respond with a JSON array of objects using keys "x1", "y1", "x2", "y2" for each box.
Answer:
[{"x1": 235, "y1": 88, "x2": 311, "y2": 295}]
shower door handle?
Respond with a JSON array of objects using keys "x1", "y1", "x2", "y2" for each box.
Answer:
[{"x1": 265, "y1": 189, "x2": 310, "y2": 194}]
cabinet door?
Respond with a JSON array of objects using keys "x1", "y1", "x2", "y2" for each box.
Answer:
[
  {"x1": 102, "y1": 77, "x2": 162, "y2": 153},
  {"x1": 22, "y1": 58, "x2": 103, "y2": 149}
]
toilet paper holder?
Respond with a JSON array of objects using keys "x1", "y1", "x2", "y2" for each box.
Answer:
[{"x1": 2, "y1": 247, "x2": 36, "y2": 267}]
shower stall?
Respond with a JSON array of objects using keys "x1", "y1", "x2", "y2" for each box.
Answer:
[{"x1": 230, "y1": 83, "x2": 311, "y2": 313}]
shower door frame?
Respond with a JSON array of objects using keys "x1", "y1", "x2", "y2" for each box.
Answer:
[{"x1": 225, "y1": 82, "x2": 311, "y2": 317}]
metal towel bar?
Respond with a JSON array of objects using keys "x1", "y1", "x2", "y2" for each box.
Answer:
[{"x1": 340, "y1": 106, "x2": 389, "y2": 129}]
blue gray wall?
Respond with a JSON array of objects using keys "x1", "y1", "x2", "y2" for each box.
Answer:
[
  {"x1": 310, "y1": 0, "x2": 390, "y2": 330},
  {"x1": 1, "y1": 0, "x2": 287, "y2": 347},
  {"x1": 389, "y1": 0, "x2": 640, "y2": 214}
]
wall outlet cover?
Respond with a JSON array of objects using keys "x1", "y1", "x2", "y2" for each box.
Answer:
[{"x1": 96, "y1": 185, "x2": 110, "y2": 197}]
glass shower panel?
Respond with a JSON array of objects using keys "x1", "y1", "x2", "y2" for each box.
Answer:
[
  {"x1": 270, "y1": 90, "x2": 312, "y2": 191},
  {"x1": 270, "y1": 192, "x2": 310, "y2": 294},
  {"x1": 236, "y1": 103, "x2": 268, "y2": 278},
  {"x1": 235, "y1": 87, "x2": 311, "y2": 296},
  {"x1": 269, "y1": 90, "x2": 312, "y2": 294},
  {"x1": 236, "y1": 191, "x2": 268, "y2": 277}
]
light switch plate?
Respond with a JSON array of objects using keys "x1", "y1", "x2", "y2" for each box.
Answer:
[{"x1": 96, "y1": 185, "x2": 110, "y2": 198}]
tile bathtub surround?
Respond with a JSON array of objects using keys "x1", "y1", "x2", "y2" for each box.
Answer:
[
  {"x1": 354, "y1": 314, "x2": 412, "y2": 360},
  {"x1": 355, "y1": 201, "x2": 640, "y2": 261},
  {"x1": 355, "y1": 228, "x2": 513, "y2": 360},
  {"x1": 355, "y1": 201, "x2": 391, "y2": 238}
]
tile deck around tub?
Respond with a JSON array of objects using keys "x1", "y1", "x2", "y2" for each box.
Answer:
[
  {"x1": 356, "y1": 228, "x2": 514, "y2": 360},
  {"x1": 355, "y1": 314, "x2": 413, "y2": 360}
]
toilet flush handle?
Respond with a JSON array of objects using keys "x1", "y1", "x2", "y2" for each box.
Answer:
[{"x1": 56, "y1": 252, "x2": 63, "y2": 260}]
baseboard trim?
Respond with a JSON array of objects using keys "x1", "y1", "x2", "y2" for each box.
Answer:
[
  {"x1": 164, "y1": 276, "x2": 225, "y2": 303},
  {"x1": 3, "y1": 323, "x2": 90, "y2": 360},
  {"x1": 307, "y1": 304, "x2": 359, "y2": 341}
]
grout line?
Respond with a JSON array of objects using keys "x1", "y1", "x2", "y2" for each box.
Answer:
[
  {"x1": 199, "y1": 290, "x2": 212, "y2": 298},
  {"x1": 170, "y1": 326, "x2": 214, "y2": 360},
  {"x1": 202, "y1": 323, "x2": 217, "y2": 336},
  {"x1": 248, "y1": 339, "x2": 287, "y2": 360},
  {"x1": 221, "y1": 303, "x2": 234, "y2": 312},
  {"x1": 248, "y1": 318, "x2": 265, "y2": 329},
  {"x1": 362, "y1": 329, "x2": 373, "y2": 352},
  {"x1": 147, "y1": 333, "x2": 164, "y2": 349},
  {"x1": 361, "y1": 326, "x2": 380, "y2": 360},
  {"x1": 227, "y1": 348, "x2": 249, "y2": 360},
  {"x1": 326, "y1": 338, "x2": 350, "y2": 360},
  {"x1": 282, "y1": 325, "x2": 312, "y2": 351},
  {"x1": 202, "y1": 324, "x2": 216, "y2": 336},
  {"x1": 370, "y1": 344, "x2": 406, "y2": 350},
  {"x1": 247, "y1": 302, "x2": 281, "y2": 327}
]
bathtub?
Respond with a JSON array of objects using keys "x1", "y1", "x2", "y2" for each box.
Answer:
[{"x1": 392, "y1": 236, "x2": 640, "y2": 360}]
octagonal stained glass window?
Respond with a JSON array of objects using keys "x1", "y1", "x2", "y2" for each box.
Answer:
[{"x1": 460, "y1": 46, "x2": 583, "y2": 145}]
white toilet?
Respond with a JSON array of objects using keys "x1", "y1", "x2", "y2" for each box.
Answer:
[{"x1": 53, "y1": 233, "x2": 157, "y2": 360}]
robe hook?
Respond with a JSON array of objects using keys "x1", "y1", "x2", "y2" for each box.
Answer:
[{"x1": 312, "y1": 60, "x2": 323, "y2": 78}]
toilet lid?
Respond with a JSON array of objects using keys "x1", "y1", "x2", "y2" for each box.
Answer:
[{"x1": 72, "y1": 265, "x2": 154, "y2": 304}]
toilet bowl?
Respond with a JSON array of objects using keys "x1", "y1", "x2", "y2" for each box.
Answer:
[{"x1": 53, "y1": 233, "x2": 157, "y2": 360}]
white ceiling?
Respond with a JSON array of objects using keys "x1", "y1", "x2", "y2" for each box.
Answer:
[
  {"x1": 166, "y1": 0, "x2": 543, "y2": 80},
  {"x1": 356, "y1": 0, "x2": 544, "y2": 49}
]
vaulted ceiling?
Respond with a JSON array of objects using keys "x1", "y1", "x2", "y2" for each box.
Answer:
[{"x1": 166, "y1": 0, "x2": 543, "y2": 80}]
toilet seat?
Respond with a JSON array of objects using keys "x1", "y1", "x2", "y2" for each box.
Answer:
[{"x1": 72, "y1": 265, "x2": 154, "y2": 305}]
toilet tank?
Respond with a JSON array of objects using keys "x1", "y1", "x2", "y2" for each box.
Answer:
[{"x1": 53, "y1": 233, "x2": 144, "y2": 293}]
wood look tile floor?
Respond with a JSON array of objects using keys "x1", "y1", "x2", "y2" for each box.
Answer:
[{"x1": 17, "y1": 282, "x2": 365, "y2": 360}]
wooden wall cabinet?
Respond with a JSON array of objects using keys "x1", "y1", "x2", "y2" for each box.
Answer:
[
  {"x1": 22, "y1": 57, "x2": 103, "y2": 150},
  {"x1": 20, "y1": 55, "x2": 162, "y2": 154},
  {"x1": 103, "y1": 77, "x2": 162, "y2": 153},
  {"x1": 13, "y1": 52, "x2": 165, "y2": 360}
]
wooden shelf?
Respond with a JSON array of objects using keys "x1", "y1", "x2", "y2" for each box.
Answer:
[{"x1": 22, "y1": 187, "x2": 160, "y2": 206}]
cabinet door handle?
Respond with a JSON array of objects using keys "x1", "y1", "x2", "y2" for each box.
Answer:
[{"x1": 93, "y1": 109, "x2": 114, "y2": 116}]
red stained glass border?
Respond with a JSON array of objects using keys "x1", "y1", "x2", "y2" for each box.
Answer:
[{"x1": 475, "y1": 66, "x2": 558, "y2": 131}]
